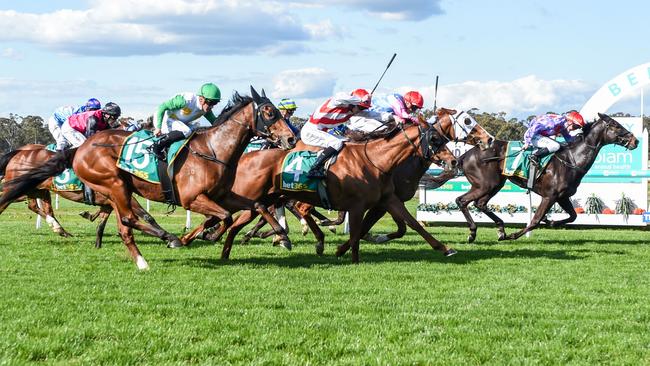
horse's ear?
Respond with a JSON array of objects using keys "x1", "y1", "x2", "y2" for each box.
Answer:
[
  {"x1": 250, "y1": 86, "x2": 261, "y2": 103},
  {"x1": 597, "y1": 112, "x2": 607, "y2": 120},
  {"x1": 261, "y1": 89, "x2": 267, "y2": 98}
]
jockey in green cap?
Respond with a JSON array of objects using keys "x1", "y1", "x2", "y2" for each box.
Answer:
[{"x1": 151, "y1": 82, "x2": 221, "y2": 160}]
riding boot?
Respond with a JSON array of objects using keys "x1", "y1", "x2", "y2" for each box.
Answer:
[
  {"x1": 152, "y1": 131, "x2": 185, "y2": 162},
  {"x1": 307, "y1": 147, "x2": 338, "y2": 179},
  {"x1": 529, "y1": 147, "x2": 549, "y2": 168}
]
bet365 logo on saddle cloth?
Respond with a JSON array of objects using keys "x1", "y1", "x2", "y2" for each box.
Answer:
[
  {"x1": 502, "y1": 141, "x2": 553, "y2": 179},
  {"x1": 116, "y1": 130, "x2": 187, "y2": 184},
  {"x1": 281, "y1": 151, "x2": 320, "y2": 192}
]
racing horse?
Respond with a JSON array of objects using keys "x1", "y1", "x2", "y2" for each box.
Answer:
[
  {"x1": 449, "y1": 113, "x2": 638, "y2": 242},
  {"x1": 200, "y1": 119, "x2": 459, "y2": 263},
  {"x1": 239, "y1": 108, "x2": 494, "y2": 249},
  {"x1": 0, "y1": 145, "x2": 120, "y2": 247},
  {"x1": 0, "y1": 88, "x2": 297, "y2": 269}
]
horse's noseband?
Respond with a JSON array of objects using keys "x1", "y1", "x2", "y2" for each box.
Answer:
[{"x1": 253, "y1": 101, "x2": 282, "y2": 137}]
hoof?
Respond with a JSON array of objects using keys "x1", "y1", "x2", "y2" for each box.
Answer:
[
  {"x1": 444, "y1": 248, "x2": 457, "y2": 257},
  {"x1": 374, "y1": 234, "x2": 390, "y2": 244},
  {"x1": 467, "y1": 234, "x2": 475, "y2": 243},
  {"x1": 167, "y1": 238, "x2": 183, "y2": 248},
  {"x1": 301, "y1": 225, "x2": 309, "y2": 236},
  {"x1": 315, "y1": 241, "x2": 324, "y2": 256},
  {"x1": 279, "y1": 240, "x2": 292, "y2": 251},
  {"x1": 328, "y1": 226, "x2": 337, "y2": 234}
]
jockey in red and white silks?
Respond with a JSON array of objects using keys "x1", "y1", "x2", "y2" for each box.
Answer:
[{"x1": 301, "y1": 89, "x2": 371, "y2": 178}]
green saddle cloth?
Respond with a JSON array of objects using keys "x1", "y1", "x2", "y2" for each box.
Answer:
[
  {"x1": 502, "y1": 141, "x2": 553, "y2": 179},
  {"x1": 281, "y1": 151, "x2": 321, "y2": 192},
  {"x1": 45, "y1": 144, "x2": 83, "y2": 191},
  {"x1": 116, "y1": 130, "x2": 189, "y2": 184}
]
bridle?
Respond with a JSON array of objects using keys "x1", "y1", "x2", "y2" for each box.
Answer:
[{"x1": 434, "y1": 110, "x2": 477, "y2": 143}]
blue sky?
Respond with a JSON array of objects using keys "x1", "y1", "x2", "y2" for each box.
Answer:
[{"x1": 1, "y1": 0, "x2": 649, "y2": 120}]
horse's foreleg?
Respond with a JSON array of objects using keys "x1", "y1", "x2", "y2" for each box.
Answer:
[
  {"x1": 456, "y1": 187, "x2": 494, "y2": 243},
  {"x1": 544, "y1": 196, "x2": 577, "y2": 228},
  {"x1": 319, "y1": 210, "x2": 347, "y2": 227},
  {"x1": 336, "y1": 206, "x2": 388, "y2": 257},
  {"x1": 475, "y1": 194, "x2": 506, "y2": 241},
  {"x1": 179, "y1": 216, "x2": 221, "y2": 246},
  {"x1": 222, "y1": 210, "x2": 257, "y2": 260},
  {"x1": 94, "y1": 206, "x2": 112, "y2": 249},
  {"x1": 183, "y1": 194, "x2": 234, "y2": 247},
  {"x1": 246, "y1": 216, "x2": 270, "y2": 240},
  {"x1": 384, "y1": 195, "x2": 456, "y2": 256},
  {"x1": 302, "y1": 213, "x2": 325, "y2": 256},
  {"x1": 32, "y1": 192, "x2": 72, "y2": 237},
  {"x1": 347, "y1": 209, "x2": 365, "y2": 263},
  {"x1": 505, "y1": 197, "x2": 556, "y2": 240},
  {"x1": 204, "y1": 216, "x2": 233, "y2": 242},
  {"x1": 254, "y1": 202, "x2": 291, "y2": 250}
]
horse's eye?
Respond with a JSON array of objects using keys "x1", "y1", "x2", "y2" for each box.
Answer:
[{"x1": 464, "y1": 118, "x2": 472, "y2": 125}]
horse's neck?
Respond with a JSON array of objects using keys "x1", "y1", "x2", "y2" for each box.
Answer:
[
  {"x1": 201, "y1": 116, "x2": 252, "y2": 164},
  {"x1": 362, "y1": 126, "x2": 421, "y2": 173},
  {"x1": 556, "y1": 125, "x2": 606, "y2": 175}
]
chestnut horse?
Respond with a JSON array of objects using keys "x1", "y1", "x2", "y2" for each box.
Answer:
[
  {"x1": 448, "y1": 113, "x2": 638, "y2": 241},
  {"x1": 0, "y1": 88, "x2": 297, "y2": 270},
  {"x1": 240, "y1": 108, "x2": 495, "y2": 248},
  {"x1": 202, "y1": 119, "x2": 459, "y2": 263},
  {"x1": 0, "y1": 145, "x2": 158, "y2": 248}
]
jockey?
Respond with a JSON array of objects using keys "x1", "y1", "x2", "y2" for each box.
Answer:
[
  {"x1": 151, "y1": 83, "x2": 221, "y2": 160},
  {"x1": 48, "y1": 98, "x2": 102, "y2": 151},
  {"x1": 277, "y1": 98, "x2": 301, "y2": 137},
  {"x1": 523, "y1": 110, "x2": 585, "y2": 166},
  {"x1": 60, "y1": 102, "x2": 122, "y2": 149},
  {"x1": 301, "y1": 89, "x2": 372, "y2": 178},
  {"x1": 348, "y1": 90, "x2": 425, "y2": 132}
]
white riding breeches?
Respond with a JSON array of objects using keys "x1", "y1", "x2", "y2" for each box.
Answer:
[
  {"x1": 48, "y1": 117, "x2": 68, "y2": 150},
  {"x1": 301, "y1": 122, "x2": 346, "y2": 151},
  {"x1": 161, "y1": 111, "x2": 209, "y2": 138},
  {"x1": 531, "y1": 135, "x2": 561, "y2": 153},
  {"x1": 60, "y1": 122, "x2": 87, "y2": 148},
  {"x1": 347, "y1": 116, "x2": 387, "y2": 133}
]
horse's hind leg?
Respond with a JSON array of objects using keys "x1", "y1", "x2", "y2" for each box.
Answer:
[
  {"x1": 222, "y1": 210, "x2": 257, "y2": 260},
  {"x1": 474, "y1": 191, "x2": 506, "y2": 241},
  {"x1": 114, "y1": 212, "x2": 148, "y2": 270},
  {"x1": 204, "y1": 216, "x2": 233, "y2": 242},
  {"x1": 94, "y1": 206, "x2": 112, "y2": 249},
  {"x1": 336, "y1": 206, "x2": 389, "y2": 257},
  {"x1": 302, "y1": 213, "x2": 325, "y2": 256},
  {"x1": 244, "y1": 215, "x2": 270, "y2": 241},
  {"x1": 179, "y1": 215, "x2": 222, "y2": 246}
]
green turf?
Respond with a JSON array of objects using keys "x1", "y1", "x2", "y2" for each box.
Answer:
[{"x1": 1, "y1": 199, "x2": 649, "y2": 365}]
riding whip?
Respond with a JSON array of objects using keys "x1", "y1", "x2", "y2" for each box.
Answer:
[
  {"x1": 432, "y1": 75, "x2": 439, "y2": 113},
  {"x1": 370, "y1": 53, "x2": 397, "y2": 95}
]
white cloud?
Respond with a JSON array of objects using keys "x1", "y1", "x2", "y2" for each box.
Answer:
[
  {"x1": 298, "y1": 0, "x2": 445, "y2": 21},
  {"x1": 272, "y1": 68, "x2": 336, "y2": 99},
  {"x1": 408, "y1": 75, "x2": 595, "y2": 118},
  {"x1": 0, "y1": 1, "x2": 313, "y2": 56},
  {"x1": 1, "y1": 48, "x2": 23, "y2": 60}
]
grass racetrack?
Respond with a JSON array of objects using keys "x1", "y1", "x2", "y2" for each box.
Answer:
[{"x1": 1, "y1": 199, "x2": 649, "y2": 364}]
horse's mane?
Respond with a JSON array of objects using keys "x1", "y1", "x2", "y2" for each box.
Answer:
[
  {"x1": 213, "y1": 92, "x2": 254, "y2": 125},
  {"x1": 345, "y1": 122, "x2": 399, "y2": 142}
]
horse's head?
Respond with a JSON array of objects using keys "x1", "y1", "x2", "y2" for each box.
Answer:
[
  {"x1": 434, "y1": 108, "x2": 494, "y2": 149},
  {"x1": 594, "y1": 113, "x2": 638, "y2": 150},
  {"x1": 250, "y1": 86, "x2": 297, "y2": 150},
  {"x1": 417, "y1": 117, "x2": 457, "y2": 170}
]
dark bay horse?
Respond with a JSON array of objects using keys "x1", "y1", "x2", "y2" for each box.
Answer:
[
  {"x1": 208, "y1": 120, "x2": 459, "y2": 263},
  {"x1": 0, "y1": 88, "x2": 297, "y2": 270},
  {"x1": 450, "y1": 113, "x2": 638, "y2": 242}
]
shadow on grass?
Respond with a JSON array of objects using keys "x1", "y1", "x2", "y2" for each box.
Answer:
[{"x1": 158, "y1": 246, "x2": 588, "y2": 270}]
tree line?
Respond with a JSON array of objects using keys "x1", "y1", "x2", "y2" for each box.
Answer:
[{"x1": 1, "y1": 110, "x2": 648, "y2": 154}]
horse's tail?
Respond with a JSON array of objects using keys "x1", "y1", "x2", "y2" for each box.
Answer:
[
  {"x1": 0, "y1": 148, "x2": 77, "y2": 206},
  {"x1": 420, "y1": 167, "x2": 458, "y2": 189},
  {"x1": 0, "y1": 150, "x2": 21, "y2": 178}
]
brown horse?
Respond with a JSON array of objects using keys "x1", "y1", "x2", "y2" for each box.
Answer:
[
  {"x1": 198, "y1": 119, "x2": 459, "y2": 263},
  {"x1": 447, "y1": 113, "x2": 638, "y2": 241},
  {"x1": 0, "y1": 145, "x2": 162, "y2": 248},
  {"x1": 0, "y1": 88, "x2": 297, "y2": 270},
  {"x1": 238, "y1": 108, "x2": 495, "y2": 248}
]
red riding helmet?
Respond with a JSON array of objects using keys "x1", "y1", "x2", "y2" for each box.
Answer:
[
  {"x1": 351, "y1": 88, "x2": 372, "y2": 109},
  {"x1": 404, "y1": 91, "x2": 424, "y2": 109},
  {"x1": 565, "y1": 111, "x2": 585, "y2": 127}
]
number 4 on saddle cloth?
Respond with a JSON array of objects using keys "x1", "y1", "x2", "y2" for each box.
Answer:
[
  {"x1": 116, "y1": 130, "x2": 190, "y2": 204},
  {"x1": 501, "y1": 141, "x2": 554, "y2": 182},
  {"x1": 281, "y1": 150, "x2": 337, "y2": 209}
]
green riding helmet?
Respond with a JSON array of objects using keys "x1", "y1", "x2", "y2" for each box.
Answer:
[{"x1": 198, "y1": 83, "x2": 221, "y2": 102}]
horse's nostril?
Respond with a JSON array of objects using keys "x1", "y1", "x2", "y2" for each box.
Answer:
[
  {"x1": 451, "y1": 160, "x2": 458, "y2": 166},
  {"x1": 488, "y1": 137, "x2": 494, "y2": 145},
  {"x1": 288, "y1": 137, "x2": 296, "y2": 146}
]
